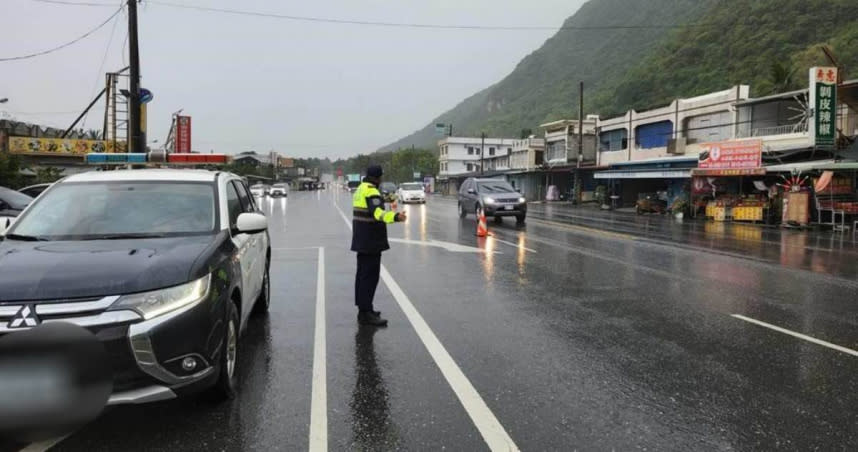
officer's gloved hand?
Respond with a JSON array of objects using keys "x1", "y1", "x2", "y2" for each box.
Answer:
[{"x1": 396, "y1": 212, "x2": 407, "y2": 222}]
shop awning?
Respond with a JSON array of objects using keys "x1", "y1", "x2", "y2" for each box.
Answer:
[
  {"x1": 691, "y1": 168, "x2": 766, "y2": 176},
  {"x1": 763, "y1": 160, "x2": 837, "y2": 173},
  {"x1": 594, "y1": 168, "x2": 692, "y2": 179}
]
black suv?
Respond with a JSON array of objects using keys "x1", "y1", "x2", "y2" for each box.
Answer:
[
  {"x1": 0, "y1": 169, "x2": 271, "y2": 405},
  {"x1": 458, "y1": 177, "x2": 527, "y2": 224}
]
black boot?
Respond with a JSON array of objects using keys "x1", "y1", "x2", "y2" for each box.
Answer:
[{"x1": 358, "y1": 311, "x2": 388, "y2": 327}]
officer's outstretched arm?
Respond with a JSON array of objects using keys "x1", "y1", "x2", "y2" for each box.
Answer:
[
  {"x1": 371, "y1": 202, "x2": 397, "y2": 224},
  {"x1": 366, "y1": 189, "x2": 400, "y2": 224}
]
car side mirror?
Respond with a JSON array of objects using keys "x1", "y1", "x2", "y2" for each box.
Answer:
[
  {"x1": 467, "y1": 189, "x2": 476, "y2": 194},
  {"x1": 0, "y1": 218, "x2": 9, "y2": 238},
  {"x1": 236, "y1": 212, "x2": 268, "y2": 234}
]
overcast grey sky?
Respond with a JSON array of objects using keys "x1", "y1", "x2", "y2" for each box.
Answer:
[{"x1": 2, "y1": 0, "x2": 584, "y2": 158}]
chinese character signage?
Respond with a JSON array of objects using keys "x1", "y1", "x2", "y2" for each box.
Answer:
[
  {"x1": 278, "y1": 157, "x2": 294, "y2": 168},
  {"x1": 8, "y1": 136, "x2": 126, "y2": 155},
  {"x1": 175, "y1": 115, "x2": 192, "y2": 153},
  {"x1": 810, "y1": 67, "x2": 837, "y2": 149},
  {"x1": 698, "y1": 139, "x2": 762, "y2": 170}
]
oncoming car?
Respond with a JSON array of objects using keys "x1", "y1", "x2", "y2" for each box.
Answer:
[
  {"x1": 397, "y1": 182, "x2": 425, "y2": 204},
  {"x1": 0, "y1": 169, "x2": 271, "y2": 404},
  {"x1": 458, "y1": 177, "x2": 527, "y2": 224},
  {"x1": 269, "y1": 183, "x2": 288, "y2": 197}
]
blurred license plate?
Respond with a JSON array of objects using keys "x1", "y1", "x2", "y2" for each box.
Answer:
[{"x1": 504, "y1": 205, "x2": 513, "y2": 210}]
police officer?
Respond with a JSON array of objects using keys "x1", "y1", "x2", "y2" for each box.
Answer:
[{"x1": 351, "y1": 165, "x2": 406, "y2": 326}]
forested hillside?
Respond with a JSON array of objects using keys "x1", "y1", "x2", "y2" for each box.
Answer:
[{"x1": 381, "y1": 0, "x2": 858, "y2": 151}]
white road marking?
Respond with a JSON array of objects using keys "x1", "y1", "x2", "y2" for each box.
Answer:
[
  {"x1": 20, "y1": 434, "x2": 70, "y2": 452},
  {"x1": 334, "y1": 201, "x2": 519, "y2": 452},
  {"x1": 732, "y1": 314, "x2": 858, "y2": 357},
  {"x1": 490, "y1": 237, "x2": 537, "y2": 254},
  {"x1": 309, "y1": 247, "x2": 328, "y2": 451},
  {"x1": 388, "y1": 237, "x2": 492, "y2": 254}
]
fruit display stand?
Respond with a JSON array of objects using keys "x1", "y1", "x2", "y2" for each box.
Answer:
[{"x1": 732, "y1": 197, "x2": 766, "y2": 223}]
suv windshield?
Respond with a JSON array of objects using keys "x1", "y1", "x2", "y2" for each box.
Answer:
[
  {"x1": 9, "y1": 182, "x2": 217, "y2": 240},
  {"x1": 400, "y1": 183, "x2": 423, "y2": 191},
  {"x1": 273, "y1": 183, "x2": 287, "y2": 188},
  {"x1": 477, "y1": 182, "x2": 516, "y2": 193},
  {"x1": 380, "y1": 182, "x2": 397, "y2": 191}
]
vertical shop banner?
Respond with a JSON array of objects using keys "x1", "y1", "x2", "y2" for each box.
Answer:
[
  {"x1": 698, "y1": 139, "x2": 762, "y2": 170},
  {"x1": 809, "y1": 67, "x2": 837, "y2": 149},
  {"x1": 175, "y1": 116, "x2": 192, "y2": 153}
]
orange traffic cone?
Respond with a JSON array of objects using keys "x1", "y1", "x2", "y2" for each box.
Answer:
[{"x1": 476, "y1": 209, "x2": 488, "y2": 237}]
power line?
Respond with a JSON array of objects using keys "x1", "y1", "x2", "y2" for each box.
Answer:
[
  {"x1": 30, "y1": 0, "x2": 116, "y2": 6},
  {"x1": 82, "y1": 1, "x2": 123, "y2": 130},
  {"x1": 0, "y1": 6, "x2": 122, "y2": 62},
  {"x1": 147, "y1": 1, "x2": 696, "y2": 31}
]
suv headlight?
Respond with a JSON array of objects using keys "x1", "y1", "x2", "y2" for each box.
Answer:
[
  {"x1": 518, "y1": 197, "x2": 526, "y2": 203},
  {"x1": 111, "y1": 274, "x2": 211, "y2": 320},
  {"x1": 484, "y1": 197, "x2": 496, "y2": 204}
]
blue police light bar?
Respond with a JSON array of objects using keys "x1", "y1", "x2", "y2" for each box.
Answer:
[{"x1": 85, "y1": 153, "x2": 147, "y2": 164}]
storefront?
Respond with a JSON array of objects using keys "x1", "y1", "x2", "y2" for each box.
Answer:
[
  {"x1": 688, "y1": 139, "x2": 778, "y2": 223},
  {"x1": 594, "y1": 156, "x2": 697, "y2": 209}
]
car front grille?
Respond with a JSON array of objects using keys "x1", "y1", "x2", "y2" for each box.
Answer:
[
  {"x1": 0, "y1": 296, "x2": 141, "y2": 333},
  {"x1": 0, "y1": 299, "x2": 155, "y2": 393}
]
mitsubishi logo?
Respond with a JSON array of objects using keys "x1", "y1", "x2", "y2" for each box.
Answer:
[{"x1": 9, "y1": 305, "x2": 39, "y2": 328}]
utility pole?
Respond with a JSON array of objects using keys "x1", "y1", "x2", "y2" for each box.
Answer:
[
  {"x1": 128, "y1": 0, "x2": 142, "y2": 153},
  {"x1": 480, "y1": 132, "x2": 486, "y2": 176},
  {"x1": 574, "y1": 81, "x2": 584, "y2": 205}
]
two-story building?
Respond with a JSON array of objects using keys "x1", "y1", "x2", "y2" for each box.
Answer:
[
  {"x1": 539, "y1": 117, "x2": 599, "y2": 200},
  {"x1": 593, "y1": 85, "x2": 750, "y2": 206},
  {"x1": 437, "y1": 136, "x2": 515, "y2": 194},
  {"x1": 505, "y1": 137, "x2": 545, "y2": 201}
]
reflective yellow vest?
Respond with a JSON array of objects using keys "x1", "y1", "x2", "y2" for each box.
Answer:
[{"x1": 351, "y1": 182, "x2": 396, "y2": 253}]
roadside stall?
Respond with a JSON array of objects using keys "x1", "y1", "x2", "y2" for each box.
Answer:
[{"x1": 691, "y1": 139, "x2": 770, "y2": 223}]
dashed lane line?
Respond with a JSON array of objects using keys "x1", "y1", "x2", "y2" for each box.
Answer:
[
  {"x1": 334, "y1": 201, "x2": 520, "y2": 452},
  {"x1": 731, "y1": 314, "x2": 858, "y2": 358}
]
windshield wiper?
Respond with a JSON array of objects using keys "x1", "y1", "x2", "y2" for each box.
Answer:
[
  {"x1": 85, "y1": 233, "x2": 169, "y2": 240},
  {"x1": 4, "y1": 233, "x2": 50, "y2": 242}
]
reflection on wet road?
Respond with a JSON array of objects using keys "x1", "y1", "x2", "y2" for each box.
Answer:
[{"x1": 47, "y1": 191, "x2": 858, "y2": 451}]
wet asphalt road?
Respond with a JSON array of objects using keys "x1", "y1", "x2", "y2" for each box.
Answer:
[{"x1": 43, "y1": 190, "x2": 858, "y2": 451}]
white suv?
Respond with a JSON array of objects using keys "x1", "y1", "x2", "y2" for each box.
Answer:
[{"x1": 269, "y1": 183, "x2": 288, "y2": 197}]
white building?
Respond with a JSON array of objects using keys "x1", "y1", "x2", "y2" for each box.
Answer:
[
  {"x1": 541, "y1": 117, "x2": 599, "y2": 166},
  {"x1": 509, "y1": 137, "x2": 545, "y2": 171},
  {"x1": 597, "y1": 85, "x2": 750, "y2": 166},
  {"x1": 438, "y1": 136, "x2": 516, "y2": 178}
]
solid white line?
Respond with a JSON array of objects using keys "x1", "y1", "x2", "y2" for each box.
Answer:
[
  {"x1": 334, "y1": 202, "x2": 519, "y2": 451},
  {"x1": 20, "y1": 434, "x2": 70, "y2": 452},
  {"x1": 731, "y1": 314, "x2": 858, "y2": 357},
  {"x1": 309, "y1": 247, "x2": 327, "y2": 452},
  {"x1": 491, "y1": 237, "x2": 537, "y2": 254}
]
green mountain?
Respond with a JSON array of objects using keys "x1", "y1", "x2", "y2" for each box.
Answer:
[{"x1": 381, "y1": 0, "x2": 858, "y2": 151}]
